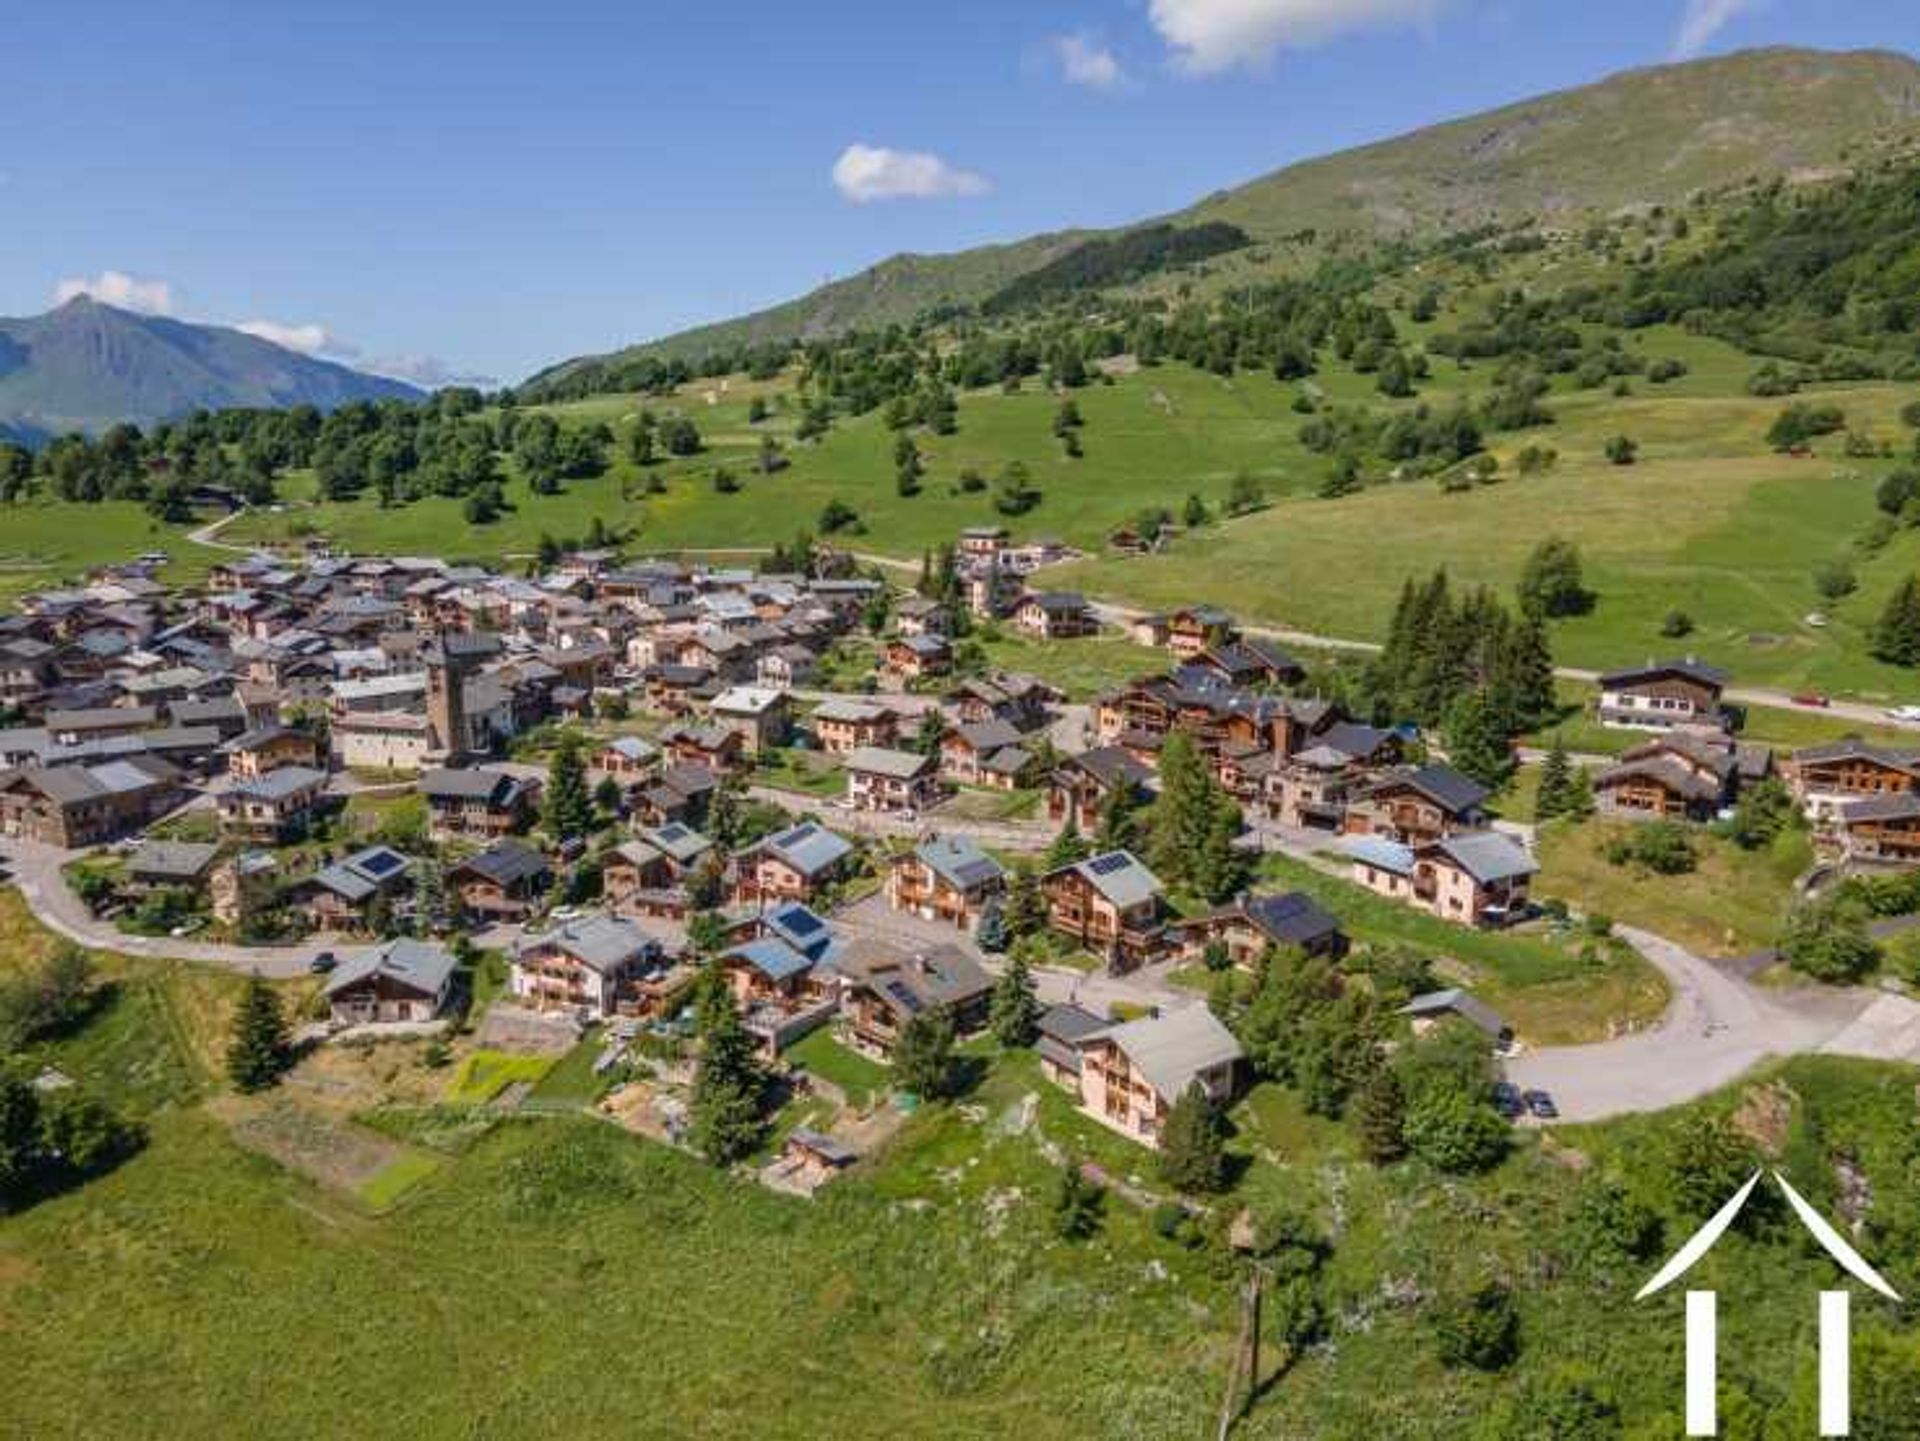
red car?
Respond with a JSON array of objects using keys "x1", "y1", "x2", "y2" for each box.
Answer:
[{"x1": 1792, "y1": 692, "x2": 1831, "y2": 708}]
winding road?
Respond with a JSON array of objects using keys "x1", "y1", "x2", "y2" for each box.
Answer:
[{"x1": 1503, "y1": 924, "x2": 1920, "y2": 1120}]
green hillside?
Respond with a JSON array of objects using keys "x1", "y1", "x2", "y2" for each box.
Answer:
[{"x1": 536, "y1": 47, "x2": 1920, "y2": 380}]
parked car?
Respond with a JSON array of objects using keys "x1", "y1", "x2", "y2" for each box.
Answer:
[
  {"x1": 1491, "y1": 1081, "x2": 1523, "y2": 1119},
  {"x1": 1888, "y1": 705, "x2": 1920, "y2": 723},
  {"x1": 1522, "y1": 1089, "x2": 1559, "y2": 1120},
  {"x1": 1791, "y1": 693, "x2": 1831, "y2": 708},
  {"x1": 307, "y1": 950, "x2": 337, "y2": 974}
]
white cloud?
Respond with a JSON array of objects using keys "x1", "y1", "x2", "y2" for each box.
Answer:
[
  {"x1": 1052, "y1": 33, "x2": 1126, "y2": 89},
  {"x1": 1148, "y1": 0, "x2": 1439, "y2": 74},
  {"x1": 1671, "y1": 0, "x2": 1761, "y2": 60},
  {"x1": 236, "y1": 319, "x2": 339, "y2": 356},
  {"x1": 52, "y1": 269, "x2": 175, "y2": 315},
  {"x1": 360, "y1": 353, "x2": 500, "y2": 390},
  {"x1": 831, "y1": 143, "x2": 990, "y2": 203}
]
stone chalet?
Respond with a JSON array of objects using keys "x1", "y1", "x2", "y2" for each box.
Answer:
[
  {"x1": 1835, "y1": 792, "x2": 1920, "y2": 868},
  {"x1": 419, "y1": 766, "x2": 542, "y2": 841},
  {"x1": 885, "y1": 833, "x2": 1006, "y2": 931},
  {"x1": 708, "y1": 685, "x2": 789, "y2": 755},
  {"x1": 0, "y1": 756, "x2": 181, "y2": 847},
  {"x1": 323, "y1": 938, "x2": 458, "y2": 1026},
  {"x1": 844, "y1": 746, "x2": 942, "y2": 815},
  {"x1": 717, "y1": 931, "x2": 839, "y2": 1057},
  {"x1": 834, "y1": 941, "x2": 993, "y2": 1063},
  {"x1": 1048, "y1": 745, "x2": 1155, "y2": 832},
  {"x1": 288, "y1": 845, "x2": 413, "y2": 933},
  {"x1": 737, "y1": 820, "x2": 856, "y2": 903},
  {"x1": 1171, "y1": 890, "x2": 1346, "y2": 972},
  {"x1": 809, "y1": 698, "x2": 899, "y2": 755},
  {"x1": 1346, "y1": 830, "x2": 1537, "y2": 928},
  {"x1": 448, "y1": 840, "x2": 553, "y2": 923},
  {"x1": 222, "y1": 724, "x2": 323, "y2": 780},
  {"x1": 1012, "y1": 591, "x2": 1095, "y2": 640},
  {"x1": 511, "y1": 914, "x2": 674, "y2": 1019},
  {"x1": 1043, "y1": 850, "x2": 1167, "y2": 971},
  {"x1": 1343, "y1": 764, "x2": 1490, "y2": 847},
  {"x1": 1594, "y1": 658, "x2": 1730, "y2": 732},
  {"x1": 1593, "y1": 728, "x2": 1770, "y2": 824},
  {"x1": 216, "y1": 763, "x2": 331, "y2": 843},
  {"x1": 1786, "y1": 739, "x2": 1920, "y2": 822},
  {"x1": 1068, "y1": 1006, "x2": 1244, "y2": 1149}
]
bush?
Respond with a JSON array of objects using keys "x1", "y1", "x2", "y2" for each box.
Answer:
[
  {"x1": 1603, "y1": 435, "x2": 1638, "y2": 466},
  {"x1": 1053, "y1": 1164, "x2": 1104, "y2": 1240},
  {"x1": 1404, "y1": 1084, "x2": 1508, "y2": 1174},
  {"x1": 1780, "y1": 897, "x2": 1880, "y2": 983},
  {"x1": 1602, "y1": 821, "x2": 1696, "y2": 875},
  {"x1": 1430, "y1": 1281, "x2": 1520, "y2": 1371}
]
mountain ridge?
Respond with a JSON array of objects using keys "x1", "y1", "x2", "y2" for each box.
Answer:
[
  {"x1": 0, "y1": 296, "x2": 424, "y2": 442},
  {"x1": 531, "y1": 45, "x2": 1920, "y2": 386}
]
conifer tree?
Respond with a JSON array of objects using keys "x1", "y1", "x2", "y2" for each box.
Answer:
[
  {"x1": 1092, "y1": 781, "x2": 1144, "y2": 854},
  {"x1": 1157, "y1": 1083, "x2": 1228, "y2": 1194},
  {"x1": 543, "y1": 731, "x2": 594, "y2": 840},
  {"x1": 1874, "y1": 574, "x2": 1920, "y2": 666},
  {"x1": 1002, "y1": 862, "x2": 1050, "y2": 941},
  {"x1": 1355, "y1": 1066, "x2": 1409, "y2": 1164},
  {"x1": 1534, "y1": 740, "x2": 1575, "y2": 821},
  {"x1": 893, "y1": 1009, "x2": 957, "y2": 1100},
  {"x1": 1046, "y1": 816, "x2": 1091, "y2": 869},
  {"x1": 1443, "y1": 688, "x2": 1515, "y2": 789},
  {"x1": 1148, "y1": 733, "x2": 1247, "y2": 903},
  {"x1": 989, "y1": 953, "x2": 1041, "y2": 1048},
  {"x1": 226, "y1": 972, "x2": 291, "y2": 1093},
  {"x1": 689, "y1": 979, "x2": 768, "y2": 1165}
]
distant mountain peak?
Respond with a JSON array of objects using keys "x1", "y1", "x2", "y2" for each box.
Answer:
[{"x1": 0, "y1": 299, "x2": 424, "y2": 442}]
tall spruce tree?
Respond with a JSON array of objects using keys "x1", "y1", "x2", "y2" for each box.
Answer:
[
  {"x1": 1444, "y1": 688, "x2": 1516, "y2": 789},
  {"x1": 1355, "y1": 1065, "x2": 1409, "y2": 1164},
  {"x1": 989, "y1": 953, "x2": 1041, "y2": 1047},
  {"x1": 689, "y1": 980, "x2": 768, "y2": 1165},
  {"x1": 894, "y1": 1009, "x2": 957, "y2": 1100},
  {"x1": 1157, "y1": 1083, "x2": 1228, "y2": 1194},
  {"x1": 1148, "y1": 732, "x2": 1247, "y2": 903},
  {"x1": 543, "y1": 732, "x2": 595, "y2": 840},
  {"x1": 226, "y1": 972, "x2": 291, "y2": 1093},
  {"x1": 1003, "y1": 862, "x2": 1050, "y2": 940},
  {"x1": 1092, "y1": 781, "x2": 1144, "y2": 854},
  {"x1": 1046, "y1": 816, "x2": 1091, "y2": 869},
  {"x1": 1534, "y1": 739, "x2": 1576, "y2": 821},
  {"x1": 1874, "y1": 575, "x2": 1920, "y2": 666}
]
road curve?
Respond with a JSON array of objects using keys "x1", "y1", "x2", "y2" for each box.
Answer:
[{"x1": 1502, "y1": 924, "x2": 1920, "y2": 1121}]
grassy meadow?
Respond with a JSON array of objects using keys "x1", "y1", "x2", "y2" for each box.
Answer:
[{"x1": 7, "y1": 921, "x2": 1920, "y2": 1436}]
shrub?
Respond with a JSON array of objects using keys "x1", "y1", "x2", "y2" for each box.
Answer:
[
  {"x1": 1602, "y1": 822, "x2": 1695, "y2": 875},
  {"x1": 1430, "y1": 1281, "x2": 1520, "y2": 1371}
]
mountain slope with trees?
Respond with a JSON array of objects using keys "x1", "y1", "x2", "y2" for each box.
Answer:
[{"x1": 530, "y1": 46, "x2": 1920, "y2": 384}]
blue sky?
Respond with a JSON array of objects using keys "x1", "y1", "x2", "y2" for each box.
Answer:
[{"x1": 6, "y1": 0, "x2": 1918, "y2": 386}]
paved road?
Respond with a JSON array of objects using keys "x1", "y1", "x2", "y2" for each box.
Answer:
[
  {"x1": 1502, "y1": 924, "x2": 1920, "y2": 1121},
  {"x1": 1, "y1": 836, "x2": 322, "y2": 978}
]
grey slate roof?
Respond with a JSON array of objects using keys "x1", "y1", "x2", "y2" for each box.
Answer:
[
  {"x1": 1401, "y1": 988, "x2": 1509, "y2": 1039},
  {"x1": 760, "y1": 821, "x2": 855, "y2": 877},
  {"x1": 1088, "y1": 1007, "x2": 1243, "y2": 1102},
  {"x1": 324, "y1": 938, "x2": 458, "y2": 1001},
  {"x1": 915, "y1": 834, "x2": 1004, "y2": 891},
  {"x1": 1432, "y1": 830, "x2": 1538, "y2": 884},
  {"x1": 1054, "y1": 850, "x2": 1163, "y2": 908},
  {"x1": 516, "y1": 914, "x2": 658, "y2": 973},
  {"x1": 846, "y1": 746, "x2": 934, "y2": 780}
]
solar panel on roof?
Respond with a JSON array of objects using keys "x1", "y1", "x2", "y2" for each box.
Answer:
[
  {"x1": 786, "y1": 822, "x2": 817, "y2": 842},
  {"x1": 657, "y1": 824, "x2": 688, "y2": 842},
  {"x1": 1087, "y1": 853, "x2": 1131, "y2": 876},
  {"x1": 357, "y1": 851, "x2": 404, "y2": 877},
  {"x1": 884, "y1": 980, "x2": 924, "y2": 1013},
  {"x1": 780, "y1": 909, "x2": 824, "y2": 937}
]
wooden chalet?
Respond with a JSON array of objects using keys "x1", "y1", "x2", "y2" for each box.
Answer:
[{"x1": 884, "y1": 834, "x2": 1006, "y2": 931}]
